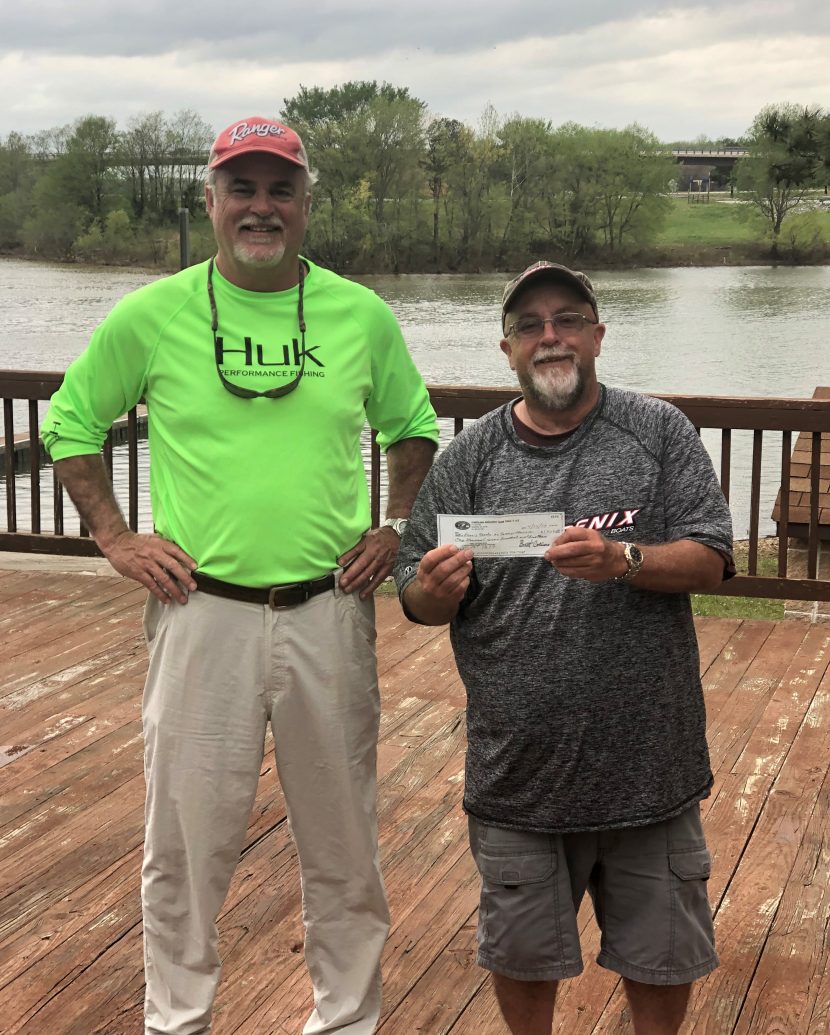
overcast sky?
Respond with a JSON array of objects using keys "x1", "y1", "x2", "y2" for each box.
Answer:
[{"x1": 2, "y1": 0, "x2": 828, "y2": 143}]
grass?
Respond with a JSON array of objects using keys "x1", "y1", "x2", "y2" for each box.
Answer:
[
  {"x1": 657, "y1": 196, "x2": 761, "y2": 246},
  {"x1": 654, "y1": 194, "x2": 830, "y2": 259},
  {"x1": 692, "y1": 537, "x2": 785, "y2": 620}
]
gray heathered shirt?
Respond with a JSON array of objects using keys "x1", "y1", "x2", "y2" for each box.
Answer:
[{"x1": 394, "y1": 386, "x2": 734, "y2": 834}]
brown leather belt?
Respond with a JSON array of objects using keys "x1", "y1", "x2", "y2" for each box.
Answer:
[{"x1": 194, "y1": 571, "x2": 336, "y2": 609}]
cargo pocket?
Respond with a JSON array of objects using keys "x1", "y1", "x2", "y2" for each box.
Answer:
[
  {"x1": 668, "y1": 847, "x2": 716, "y2": 974},
  {"x1": 479, "y1": 847, "x2": 555, "y2": 888},
  {"x1": 474, "y1": 837, "x2": 566, "y2": 974},
  {"x1": 669, "y1": 848, "x2": 711, "y2": 882}
]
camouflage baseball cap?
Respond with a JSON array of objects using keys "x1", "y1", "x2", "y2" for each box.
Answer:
[{"x1": 502, "y1": 261, "x2": 599, "y2": 329}]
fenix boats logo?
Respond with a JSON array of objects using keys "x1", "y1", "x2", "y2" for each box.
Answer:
[
  {"x1": 215, "y1": 336, "x2": 325, "y2": 380},
  {"x1": 570, "y1": 508, "x2": 641, "y2": 534}
]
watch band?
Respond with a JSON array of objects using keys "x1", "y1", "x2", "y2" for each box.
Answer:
[
  {"x1": 382, "y1": 517, "x2": 409, "y2": 537},
  {"x1": 614, "y1": 541, "x2": 643, "y2": 583}
]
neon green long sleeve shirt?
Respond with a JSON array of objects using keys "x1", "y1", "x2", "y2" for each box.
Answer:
[{"x1": 42, "y1": 259, "x2": 439, "y2": 586}]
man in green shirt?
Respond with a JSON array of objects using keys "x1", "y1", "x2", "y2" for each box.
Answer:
[{"x1": 42, "y1": 115, "x2": 438, "y2": 1035}]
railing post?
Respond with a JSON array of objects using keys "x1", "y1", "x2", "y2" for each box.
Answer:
[{"x1": 179, "y1": 205, "x2": 190, "y2": 270}]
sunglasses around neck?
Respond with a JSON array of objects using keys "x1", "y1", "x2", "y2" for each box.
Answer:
[{"x1": 207, "y1": 257, "x2": 307, "y2": 400}]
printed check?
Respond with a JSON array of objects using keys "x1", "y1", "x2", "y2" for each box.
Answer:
[{"x1": 437, "y1": 513, "x2": 566, "y2": 558}]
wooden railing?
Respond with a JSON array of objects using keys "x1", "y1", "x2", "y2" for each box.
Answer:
[{"x1": 2, "y1": 370, "x2": 829, "y2": 601}]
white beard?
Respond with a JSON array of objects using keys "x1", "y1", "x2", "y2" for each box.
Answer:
[
  {"x1": 520, "y1": 356, "x2": 585, "y2": 412},
  {"x1": 232, "y1": 236, "x2": 286, "y2": 269}
]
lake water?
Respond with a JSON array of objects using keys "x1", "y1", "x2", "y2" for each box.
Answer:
[
  {"x1": 4, "y1": 258, "x2": 830, "y2": 396},
  {"x1": 2, "y1": 257, "x2": 830, "y2": 538}
]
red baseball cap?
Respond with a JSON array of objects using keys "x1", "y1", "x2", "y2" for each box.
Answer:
[{"x1": 208, "y1": 116, "x2": 309, "y2": 171}]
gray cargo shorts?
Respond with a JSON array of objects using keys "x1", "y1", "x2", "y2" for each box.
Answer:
[{"x1": 468, "y1": 804, "x2": 718, "y2": 985}]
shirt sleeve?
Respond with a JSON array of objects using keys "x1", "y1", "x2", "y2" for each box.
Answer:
[
  {"x1": 659, "y1": 405, "x2": 735, "y2": 577},
  {"x1": 393, "y1": 430, "x2": 478, "y2": 601},
  {"x1": 364, "y1": 299, "x2": 438, "y2": 451},
  {"x1": 41, "y1": 295, "x2": 151, "y2": 461}
]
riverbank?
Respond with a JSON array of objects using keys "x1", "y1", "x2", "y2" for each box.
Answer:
[
  {"x1": 4, "y1": 241, "x2": 829, "y2": 275},
  {"x1": 4, "y1": 195, "x2": 830, "y2": 274}
]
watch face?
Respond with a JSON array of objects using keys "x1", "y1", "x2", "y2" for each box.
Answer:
[
  {"x1": 385, "y1": 518, "x2": 409, "y2": 536},
  {"x1": 629, "y1": 545, "x2": 643, "y2": 565}
]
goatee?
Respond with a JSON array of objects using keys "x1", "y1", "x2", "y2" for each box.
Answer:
[{"x1": 520, "y1": 361, "x2": 586, "y2": 412}]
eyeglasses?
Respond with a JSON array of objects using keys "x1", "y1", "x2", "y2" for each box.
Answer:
[
  {"x1": 507, "y1": 313, "x2": 598, "y2": 340},
  {"x1": 207, "y1": 257, "x2": 307, "y2": 399}
]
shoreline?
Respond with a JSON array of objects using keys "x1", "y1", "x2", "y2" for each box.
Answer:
[{"x1": 3, "y1": 246, "x2": 830, "y2": 277}]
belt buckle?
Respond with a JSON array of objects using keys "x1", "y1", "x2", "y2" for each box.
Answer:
[{"x1": 268, "y1": 581, "x2": 310, "y2": 609}]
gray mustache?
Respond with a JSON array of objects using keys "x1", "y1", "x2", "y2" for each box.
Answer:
[{"x1": 533, "y1": 350, "x2": 575, "y2": 365}]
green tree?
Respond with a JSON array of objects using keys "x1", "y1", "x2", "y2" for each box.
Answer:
[
  {"x1": 494, "y1": 116, "x2": 553, "y2": 263},
  {"x1": 737, "y1": 103, "x2": 825, "y2": 249},
  {"x1": 539, "y1": 124, "x2": 671, "y2": 258},
  {"x1": 165, "y1": 109, "x2": 214, "y2": 215},
  {"x1": 593, "y1": 125, "x2": 673, "y2": 252},
  {"x1": 365, "y1": 92, "x2": 425, "y2": 227},
  {"x1": 0, "y1": 190, "x2": 27, "y2": 248},
  {"x1": 443, "y1": 105, "x2": 501, "y2": 268},
  {"x1": 422, "y1": 117, "x2": 467, "y2": 267},
  {"x1": 28, "y1": 124, "x2": 72, "y2": 160},
  {"x1": 117, "y1": 110, "x2": 211, "y2": 222},
  {"x1": 282, "y1": 83, "x2": 376, "y2": 265},
  {"x1": 61, "y1": 115, "x2": 120, "y2": 221},
  {"x1": 118, "y1": 111, "x2": 167, "y2": 220},
  {"x1": 21, "y1": 187, "x2": 85, "y2": 258},
  {"x1": 0, "y1": 132, "x2": 35, "y2": 247},
  {"x1": 816, "y1": 111, "x2": 830, "y2": 188},
  {"x1": 74, "y1": 209, "x2": 134, "y2": 263},
  {"x1": 0, "y1": 132, "x2": 33, "y2": 194},
  {"x1": 282, "y1": 81, "x2": 426, "y2": 270}
]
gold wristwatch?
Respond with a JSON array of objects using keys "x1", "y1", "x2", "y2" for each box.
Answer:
[{"x1": 615, "y1": 542, "x2": 644, "y2": 582}]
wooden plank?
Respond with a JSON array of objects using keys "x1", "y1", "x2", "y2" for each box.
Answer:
[
  {"x1": 0, "y1": 660, "x2": 142, "y2": 792},
  {"x1": 684, "y1": 658, "x2": 830, "y2": 1033},
  {"x1": 696, "y1": 617, "x2": 744, "y2": 677},
  {"x1": 6, "y1": 687, "x2": 467, "y2": 1034},
  {"x1": 0, "y1": 629, "x2": 145, "y2": 716},
  {"x1": 379, "y1": 923, "x2": 483, "y2": 1033},
  {"x1": 0, "y1": 579, "x2": 142, "y2": 663},
  {"x1": 731, "y1": 764, "x2": 830, "y2": 1035},
  {"x1": 700, "y1": 620, "x2": 777, "y2": 728},
  {"x1": 2, "y1": 573, "x2": 830, "y2": 1034},
  {"x1": 55, "y1": 726, "x2": 468, "y2": 1034},
  {"x1": 731, "y1": 624, "x2": 830, "y2": 778},
  {"x1": 706, "y1": 620, "x2": 810, "y2": 772},
  {"x1": 231, "y1": 761, "x2": 473, "y2": 1034},
  {"x1": 493, "y1": 621, "x2": 827, "y2": 1035},
  {"x1": 0, "y1": 781, "x2": 145, "y2": 941},
  {"x1": 0, "y1": 849, "x2": 142, "y2": 1032},
  {"x1": 0, "y1": 645, "x2": 145, "y2": 753},
  {"x1": 0, "y1": 721, "x2": 143, "y2": 858}
]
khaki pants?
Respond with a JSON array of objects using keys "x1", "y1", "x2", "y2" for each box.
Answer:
[{"x1": 141, "y1": 577, "x2": 389, "y2": 1035}]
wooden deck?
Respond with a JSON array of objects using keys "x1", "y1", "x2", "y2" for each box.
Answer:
[{"x1": 1, "y1": 566, "x2": 829, "y2": 1035}]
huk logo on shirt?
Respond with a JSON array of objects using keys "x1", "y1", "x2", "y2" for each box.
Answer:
[
  {"x1": 570, "y1": 508, "x2": 641, "y2": 534},
  {"x1": 215, "y1": 336, "x2": 326, "y2": 379}
]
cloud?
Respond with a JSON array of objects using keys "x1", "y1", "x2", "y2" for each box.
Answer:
[
  {"x1": 2, "y1": 0, "x2": 679, "y2": 59},
  {"x1": 1, "y1": 1, "x2": 828, "y2": 139}
]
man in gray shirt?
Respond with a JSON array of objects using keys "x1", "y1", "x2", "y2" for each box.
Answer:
[{"x1": 394, "y1": 261, "x2": 734, "y2": 1035}]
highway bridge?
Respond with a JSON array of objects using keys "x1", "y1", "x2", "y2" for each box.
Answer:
[{"x1": 670, "y1": 148, "x2": 749, "y2": 170}]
